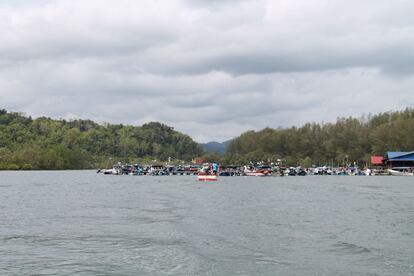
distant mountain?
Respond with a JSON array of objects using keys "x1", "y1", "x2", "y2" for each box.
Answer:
[{"x1": 201, "y1": 140, "x2": 232, "y2": 155}]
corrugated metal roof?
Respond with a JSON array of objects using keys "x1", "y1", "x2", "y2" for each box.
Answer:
[
  {"x1": 387, "y1": 151, "x2": 414, "y2": 161},
  {"x1": 387, "y1": 152, "x2": 411, "y2": 159}
]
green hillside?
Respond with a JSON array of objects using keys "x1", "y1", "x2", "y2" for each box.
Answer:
[
  {"x1": 224, "y1": 108, "x2": 414, "y2": 166},
  {"x1": 2, "y1": 108, "x2": 414, "y2": 169},
  {"x1": 0, "y1": 109, "x2": 203, "y2": 170}
]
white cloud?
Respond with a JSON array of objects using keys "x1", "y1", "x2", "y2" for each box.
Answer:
[{"x1": 1, "y1": 0, "x2": 414, "y2": 142}]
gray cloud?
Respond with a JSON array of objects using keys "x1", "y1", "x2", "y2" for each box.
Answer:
[{"x1": 1, "y1": 0, "x2": 414, "y2": 142}]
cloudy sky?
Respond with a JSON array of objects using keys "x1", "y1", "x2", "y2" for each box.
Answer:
[{"x1": 1, "y1": 0, "x2": 414, "y2": 142}]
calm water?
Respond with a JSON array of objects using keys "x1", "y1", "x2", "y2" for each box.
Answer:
[{"x1": 0, "y1": 171, "x2": 413, "y2": 275}]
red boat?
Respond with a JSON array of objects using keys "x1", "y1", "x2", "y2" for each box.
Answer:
[
  {"x1": 243, "y1": 166, "x2": 271, "y2": 176},
  {"x1": 244, "y1": 171, "x2": 268, "y2": 177},
  {"x1": 197, "y1": 163, "x2": 218, "y2": 181},
  {"x1": 197, "y1": 172, "x2": 218, "y2": 181}
]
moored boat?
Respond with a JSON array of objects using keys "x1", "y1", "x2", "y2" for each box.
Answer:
[
  {"x1": 243, "y1": 166, "x2": 270, "y2": 176},
  {"x1": 244, "y1": 171, "x2": 268, "y2": 177},
  {"x1": 388, "y1": 167, "x2": 414, "y2": 176},
  {"x1": 102, "y1": 167, "x2": 122, "y2": 175}
]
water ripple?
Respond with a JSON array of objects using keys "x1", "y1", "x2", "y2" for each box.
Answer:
[{"x1": 0, "y1": 172, "x2": 413, "y2": 275}]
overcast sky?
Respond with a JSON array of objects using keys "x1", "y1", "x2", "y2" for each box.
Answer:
[{"x1": 1, "y1": 0, "x2": 414, "y2": 142}]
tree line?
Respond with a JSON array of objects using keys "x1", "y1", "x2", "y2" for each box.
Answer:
[
  {"x1": 217, "y1": 108, "x2": 414, "y2": 167},
  {"x1": 2, "y1": 108, "x2": 414, "y2": 169},
  {"x1": 0, "y1": 109, "x2": 203, "y2": 170}
]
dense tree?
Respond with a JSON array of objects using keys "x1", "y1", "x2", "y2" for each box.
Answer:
[
  {"x1": 2, "y1": 108, "x2": 414, "y2": 169},
  {"x1": 225, "y1": 108, "x2": 414, "y2": 166},
  {"x1": 0, "y1": 109, "x2": 203, "y2": 169}
]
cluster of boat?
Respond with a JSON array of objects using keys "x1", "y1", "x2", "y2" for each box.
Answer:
[
  {"x1": 97, "y1": 164, "x2": 200, "y2": 176},
  {"x1": 97, "y1": 163, "x2": 408, "y2": 178}
]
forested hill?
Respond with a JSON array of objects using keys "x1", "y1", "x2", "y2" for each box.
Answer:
[
  {"x1": 224, "y1": 108, "x2": 414, "y2": 166},
  {"x1": 0, "y1": 109, "x2": 203, "y2": 170},
  {"x1": 3, "y1": 108, "x2": 414, "y2": 170}
]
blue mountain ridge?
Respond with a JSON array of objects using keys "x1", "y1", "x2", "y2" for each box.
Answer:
[{"x1": 200, "y1": 140, "x2": 232, "y2": 155}]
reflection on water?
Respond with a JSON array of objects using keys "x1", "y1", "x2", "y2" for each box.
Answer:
[{"x1": 0, "y1": 171, "x2": 414, "y2": 275}]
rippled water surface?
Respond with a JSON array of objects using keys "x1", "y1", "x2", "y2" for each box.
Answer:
[{"x1": 1, "y1": 171, "x2": 414, "y2": 275}]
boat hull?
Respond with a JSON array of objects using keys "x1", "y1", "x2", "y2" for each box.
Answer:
[
  {"x1": 388, "y1": 169, "x2": 414, "y2": 176},
  {"x1": 197, "y1": 175, "x2": 218, "y2": 181},
  {"x1": 244, "y1": 172, "x2": 267, "y2": 177}
]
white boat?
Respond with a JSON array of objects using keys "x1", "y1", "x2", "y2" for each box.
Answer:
[
  {"x1": 243, "y1": 165, "x2": 270, "y2": 176},
  {"x1": 102, "y1": 167, "x2": 122, "y2": 175},
  {"x1": 197, "y1": 174, "x2": 218, "y2": 181},
  {"x1": 388, "y1": 167, "x2": 414, "y2": 176},
  {"x1": 244, "y1": 171, "x2": 267, "y2": 177}
]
